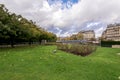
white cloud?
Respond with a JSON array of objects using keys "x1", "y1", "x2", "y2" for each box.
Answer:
[
  {"x1": 95, "y1": 27, "x2": 104, "y2": 37},
  {"x1": 87, "y1": 22, "x2": 100, "y2": 28},
  {"x1": 0, "y1": 0, "x2": 120, "y2": 37}
]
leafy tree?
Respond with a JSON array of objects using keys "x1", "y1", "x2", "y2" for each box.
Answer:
[
  {"x1": 76, "y1": 33, "x2": 83, "y2": 40},
  {"x1": 0, "y1": 4, "x2": 57, "y2": 47}
]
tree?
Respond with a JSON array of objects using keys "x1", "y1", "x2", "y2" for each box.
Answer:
[
  {"x1": 70, "y1": 34, "x2": 77, "y2": 40},
  {"x1": 76, "y1": 33, "x2": 83, "y2": 40},
  {"x1": 0, "y1": 4, "x2": 57, "y2": 47}
]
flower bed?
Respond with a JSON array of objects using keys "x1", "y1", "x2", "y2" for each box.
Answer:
[{"x1": 57, "y1": 43, "x2": 97, "y2": 56}]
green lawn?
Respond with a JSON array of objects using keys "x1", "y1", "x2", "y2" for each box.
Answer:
[{"x1": 0, "y1": 45, "x2": 120, "y2": 80}]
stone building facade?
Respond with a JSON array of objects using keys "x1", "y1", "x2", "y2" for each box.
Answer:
[
  {"x1": 79, "y1": 30, "x2": 95, "y2": 40},
  {"x1": 102, "y1": 24, "x2": 120, "y2": 41}
]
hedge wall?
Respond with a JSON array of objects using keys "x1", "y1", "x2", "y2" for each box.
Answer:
[{"x1": 101, "y1": 41, "x2": 120, "y2": 47}]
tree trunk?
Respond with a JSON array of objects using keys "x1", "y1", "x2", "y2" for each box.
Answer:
[
  {"x1": 10, "y1": 37, "x2": 14, "y2": 48},
  {"x1": 29, "y1": 39, "x2": 32, "y2": 46},
  {"x1": 39, "y1": 40, "x2": 42, "y2": 45}
]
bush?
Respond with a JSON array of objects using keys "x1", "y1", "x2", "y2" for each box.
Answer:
[
  {"x1": 57, "y1": 43, "x2": 97, "y2": 56},
  {"x1": 56, "y1": 43, "x2": 70, "y2": 52},
  {"x1": 45, "y1": 42, "x2": 56, "y2": 45}
]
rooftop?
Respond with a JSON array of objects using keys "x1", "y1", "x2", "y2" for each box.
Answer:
[
  {"x1": 79, "y1": 30, "x2": 94, "y2": 33},
  {"x1": 107, "y1": 23, "x2": 120, "y2": 28}
]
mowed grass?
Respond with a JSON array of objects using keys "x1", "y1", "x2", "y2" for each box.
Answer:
[{"x1": 0, "y1": 45, "x2": 120, "y2": 80}]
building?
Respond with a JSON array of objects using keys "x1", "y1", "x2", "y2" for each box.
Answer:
[
  {"x1": 57, "y1": 30, "x2": 95, "y2": 42},
  {"x1": 102, "y1": 23, "x2": 120, "y2": 41},
  {"x1": 79, "y1": 30, "x2": 95, "y2": 41}
]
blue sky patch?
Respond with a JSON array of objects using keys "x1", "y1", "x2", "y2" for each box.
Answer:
[
  {"x1": 62, "y1": 0, "x2": 78, "y2": 4},
  {"x1": 47, "y1": 0, "x2": 79, "y2": 9}
]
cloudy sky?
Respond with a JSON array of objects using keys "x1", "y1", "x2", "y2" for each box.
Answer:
[{"x1": 0, "y1": 0, "x2": 120, "y2": 37}]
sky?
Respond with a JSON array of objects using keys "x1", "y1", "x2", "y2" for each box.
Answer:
[{"x1": 0, "y1": 0, "x2": 120, "y2": 37}]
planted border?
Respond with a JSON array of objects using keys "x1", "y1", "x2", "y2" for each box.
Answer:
[{"x1": 57, "y1": 43, "x2": 97, "y2": 56}]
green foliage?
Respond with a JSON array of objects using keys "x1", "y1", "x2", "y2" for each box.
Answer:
[
  {"x1": 101, "y1": 41, "x2": 120, "y2": 47},
  {"x1": 57, "y1": 43, "x2": 97, "y2": 56},
  {"x1": 0, "y1": 4, "x2": 57, "y2": 47}
]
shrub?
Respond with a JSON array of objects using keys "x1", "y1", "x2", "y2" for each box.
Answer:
[
  {"x1": 45, "y1": 42, "x2": 56, "y2": 45},
  {"x1": 56, "y1": 43, "x2": 63, "y2": 50},
  {"x1": 57, "y1": 43, "x2": 97, "y2": 56},
  {"x1": 56, "y1": 43, "x2": 70, "y2": 52},
  {"x1": 101, "y1": 41, "x2": 120, "y2": 47}
]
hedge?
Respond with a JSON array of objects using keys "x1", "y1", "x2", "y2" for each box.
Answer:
[{"x1": 101, "y1": 41, "x2": 120, "y2": 47}]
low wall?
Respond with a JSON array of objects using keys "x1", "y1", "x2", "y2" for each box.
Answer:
[{"x1": 112, "y1": 45, "x2": 120, "y2": 48}]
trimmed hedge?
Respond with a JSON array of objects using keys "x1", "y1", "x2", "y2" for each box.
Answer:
[
  {"x1": 57, "y1": 43, "x2": 97, "y2": 56},
  {"x1": 101, "y1": 41, "x2": 120, "y2": 47}
]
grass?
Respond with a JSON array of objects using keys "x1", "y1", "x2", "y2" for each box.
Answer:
[{"x1": 0, "y1": 45, "x2": 120, "y2": 80}]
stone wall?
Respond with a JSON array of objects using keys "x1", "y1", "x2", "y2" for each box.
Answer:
[{"x1": 112, "y1": 45, "x2": 120, "y2": 48}]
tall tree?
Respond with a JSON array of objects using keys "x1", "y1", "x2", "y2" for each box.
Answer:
[{"x1": 0, "y1": 4, "x2": 57, "y2": 47}]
